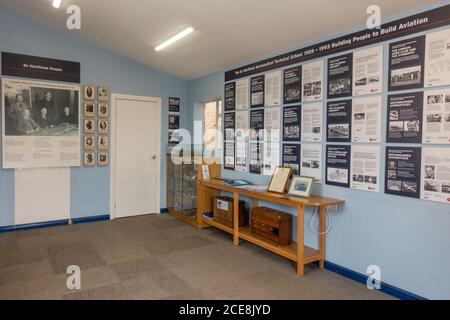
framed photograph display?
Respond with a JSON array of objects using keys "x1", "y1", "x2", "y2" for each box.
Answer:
[
  {"x1": 288, "y1": 176, "x2": 314, "y2": 198},
  {"x1": 84, "y1": 151, "x2": 96, "y2": 167},
  {"x1": 98, "y1": 86, "x2": 109, "y2": 102},
  {"x1": 98, "y1": 135, "x2": 109, "y2": 150},
  {"x1": 84, "y1": 135, "x2": 96, "y2": 150},
  {"x1": 98, "y1": 103, "x2": 109, "y2": 118},
  {"x1": 84, "y1": 119, "x2": 95, "y2": 134},
  {"x1": 98, "y1": 152, "x2": 109, "y2": 166},
  {"x1": 268, "y1": 166, "x2": 293, "y2": 194},
  {"x1": 84, "y1": 102, "x2": 96, "y2": 117},
  {"x1": 98, "y1": 120, "x2": 109, "y2": 134},
  {"x1": 84, "y1": 85, "x2": 96, "y2": 101}
]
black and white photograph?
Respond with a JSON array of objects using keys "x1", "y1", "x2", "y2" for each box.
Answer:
[
  {"x1": 328, "y1": 124, "x2": 350, "y2": 139},
  {"x1": 97, "y1": 86, "x2": 109, "y2": 102},
  {"x1": 84, "y1": 151, "x2": 96, "y2": 167},
  {"x1": 387, "y1": 180, "x2": 402, "y2": 191},
  {"x1": 405, "y1": 121, "x2": 420, "y2": 132},
  {"x1": 84, "y1": 119, "x2": 95, "y2": 134},
  {"x1": 84, "y1": 85, "x2": 96, "y2": 101},
  {"x1": 427, "y1": 114, "x2": 442, "y2": 123},
  {"x1": 98, "y1": 120, "x2": 109, "y2": 134},
  {"x1": 98, "y1": 135, "x2": 109, "y2": 150},
  {"x1": 98, "y1": 152, "x2": 109, "y2": 166},
  {"x1": 84, "y1": 135, "x2": 95, "y2": 150},
  {"x1": 424, "y1": 180, "x2": 440, "y2": 192},
  {"x1": 427, "y1": 94, "x2": 444, "y2": 104},
  {"x1": 389, "y1": 35, "x2": 425, "y2": 91},
  {"x1": 84, "y1": 102, "x2": 96, "y2": 117},
  {"x1": 98, "y1": 103, "x2": 109, "y2": 118},
  {"x1": 402, "y1": 181, "x2": 418, "y2": 194}
]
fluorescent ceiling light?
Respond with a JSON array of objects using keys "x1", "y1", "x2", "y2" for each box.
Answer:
[
  {"x1": 155, "y1": 27, "x2": 195, "y2": 52},
  {"x1": 52, "y1": 0, "x2": 62, "y2": 8}
]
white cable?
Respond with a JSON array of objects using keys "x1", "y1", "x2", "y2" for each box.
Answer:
[{"x1": 309, "y1": 206, "x2": 332, "y2": 235}]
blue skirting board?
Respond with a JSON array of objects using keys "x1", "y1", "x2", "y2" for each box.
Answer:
[{"x1": 324, "y1": 261, "x2": 427, "y2": 300}]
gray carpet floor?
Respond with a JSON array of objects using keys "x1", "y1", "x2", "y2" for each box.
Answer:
[{"x1": 0, "y1": 214, "x2": 393, "y2": 300}]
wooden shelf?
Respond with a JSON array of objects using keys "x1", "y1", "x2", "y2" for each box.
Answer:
[
  {"x1": 202, "y1": 218, "x2": 233, "y2": 234},
  {"x1": 238, "y1": 227, "x2": 321, "y2": 263}
]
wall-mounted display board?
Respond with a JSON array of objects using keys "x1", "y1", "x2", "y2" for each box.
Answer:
[
  {"x1": 168, "y1": 113, "x2": 180, "y2": 130},
  {"x1": 328, "y1": 53, "x2": 352, "y2": 99},
  {"x1": 421, "y1": 147, "x2": 450, "y2": 204},
  {"x1": 388, "y1": 36, "x2": 425, "y2": 91},
  {"x1": 301, "y1": 102, "x2": 322, "y2": 142},
  {"x1": 351, "y1": 96, "x2": 382, "y2": 143},
  {"x1": 169, "y1": 97, "x2": 180, "y2": 113},
  {"x1": 423, "y1": 90, "x2": 450, "y2": 144},
  {"x1": 327, "y1": 100, "x2": 352, "y2": 143},
  {"x1": 250, "y1": 75, "x2": 265, "y2": 108},
  {"x1": 236, "y1": 78, "x2": 249, "y2": 110},
  {"x1": 265, "y1": 71, "x2": 282, "y2": 107},
  {"x1": 283, "y1": 105, "x2": 301, "y2": 142},
  {"x1": 225, "y1": 5, "x2": 450, "y2": 82},
  {"x1": 350, "y1": 145, "x2": 380, "y2": 193},
  {"x1": 282, "y1": 144, "x2": 300, "y2": 175},
  {"x1": 250, "y1": 109, "x2": 264, "y2": 143},
  {"x1": 301, "y1": 143, "x2": 322, "y2": 183},
  {"x1": 385, "y1": 147, "x2": 422, "y2": 199},
  {"x1": 425, "y1": 28, "x2": 450, "y2": 88},
  {"x1": 249, "y1": 143, "x2": 263, "y2": 174},
  {"x1": 302, "y1": 60, "x2": 323, "y2": 102},
  {"x1": 326, "y1": 145, "x2": 351, "y2": 188},
  {"x1": 386, "y1": 92, "x2": 424, "y2": 144},
  {"x1": 224, "y1": 82, "x2": 236, "y2": 112},
  {"x1": 224, "y1": 142, "x2": 235, "y2": 170},
  {"x1": 352, "y1": 46, "x2": 383, "y2": 96},
  {"x1": 283, "y1": 66, "x2": 302, "y2": 104},
  {"x1": 224, "y1": 112, "x2": 235, "y2": 141},
  {"x1": 2, "y1": 78, "x2": 80, "y2": 169}
]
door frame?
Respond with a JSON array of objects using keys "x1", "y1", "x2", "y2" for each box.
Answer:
[{"x1": 110, "y1": 93, "x2": 162, "y2": 220}]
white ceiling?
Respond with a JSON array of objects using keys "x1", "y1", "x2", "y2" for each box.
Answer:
[{"x1": 0, "y1": 0, "x2": 437, "y2": 80}]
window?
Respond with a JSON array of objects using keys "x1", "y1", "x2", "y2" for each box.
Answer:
[{"x1": 203, "y1": 100, "x2": 222, "y2": 155}]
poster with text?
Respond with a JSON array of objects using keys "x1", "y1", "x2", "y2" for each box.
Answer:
[
  {"x1": 385, "y1": 147, "x2": 421, "y2": 199},
  {"x1": 301, "y1": 143, "x2": 322, "y2": 183},
  {"x1": 283, "y1": 105, "x2": 301, "y2": 142},
  {"x1": 421, "y1": 147, "x2": 450, "y2": 204},
  {"x1": 169, "y1": 97, "x2": 180, "y2": 113},
  {"x1": 263, "y1": 141, "x2": 280, "y2": 176},
  {"x1": 301, "y1": 102, "x2": 323, "y2": 142},
  {"x1": 2, "y1": 78, "x2": 80, "y2": 169},
  {"x1": 352, "y1": 46, "x2": 383, "y2": 96},
  {"x1": 389, "y1": 35, "x2": 425, "y2": 91},
  {"x1": 387, "y1": 92, "x2": 423, "y2": 144},
  {"x1": 326, "y1": 145, "x2": 351, "y2": 188},
  {"x1": 352, "y1": 96, "x2": 382, "y2": 143},
  {"x1": 236, "y1": 78, "x2": 249, "y2": 110},
  {"x1": 265, "y1": 70, "x2": 282, "y2": 107},
  {"x1": 302, "y1": 60, "x2": 323, "y2": 102},
  {"x1": 235, "y1": 110, "x2": 249, "y2": 141},
  {"x1": 250, "y1": 143, "x2": 263, "y2": 174},
  {"x1": 350, "y1": 145, "x2": 380, "y2": 193},
  {"x1": 264, "y1": 107, "x2": 281, "y2": 143},
  {"x1": 425, "y1": 28, "x2": 450, "y2": 88},
  {"x1": 224, "y1": 82, "x2": 236, "y2": 112},
  {"x1": 283, "y1": 66, "x2": 302, "y2": 104},
  {"x1": 250, "y1": 109, "x2": 264, "y2": 143},
  {"x1": 250, "y1": 75, "x2": 265, "y2": 108},
  {"x1": 327, "y1": 100, "x2": 352, "y2": 143},
  {"x1": 224, "y1": 112, "x2": 235, "y2": 141},
  {"x1": 423, "y1": 89, "x2": 450, "y2": 144},
  {"x1": 224, "y1": 142, "x2": 235, "y2": 170},
  {"x1": 168, "y1": 113, "x2": 180, "y2": 130},
  {"x1": 282, "y1": 144, "x2": 300, "y2": 175},
  {"x1": 328, "y1": 53, "x2": 352, "y2": 99},
  {"x1": 235, "y1": 140, "x2": 248, "y2": 173}
]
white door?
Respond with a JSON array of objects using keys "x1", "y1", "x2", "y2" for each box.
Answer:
[{"x1": 113, "y1": 95, "x2": 161, "y2": 219}]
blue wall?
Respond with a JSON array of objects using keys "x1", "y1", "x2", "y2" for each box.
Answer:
[
  {"x1": 0, "y1": 6, "x2": 190, "y2": 221},
  {"x1": 188, "y1": 2, "x2": 450, "y2": 299}
]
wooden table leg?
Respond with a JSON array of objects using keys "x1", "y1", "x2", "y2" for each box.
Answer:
[
  {"x1": 233, "y1": 192, "x2": 239, "y2": 246},
  {"x1": 297, "y1": 206, "x2": 305, "y2": 276},
  {"x1": 319, "y1": 206, "x2": 326, "y2": 269}
]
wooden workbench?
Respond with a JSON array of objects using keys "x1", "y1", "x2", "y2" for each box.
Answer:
[{"x1": 197, "y1": 179, "x2": 345, "y2": 276}]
